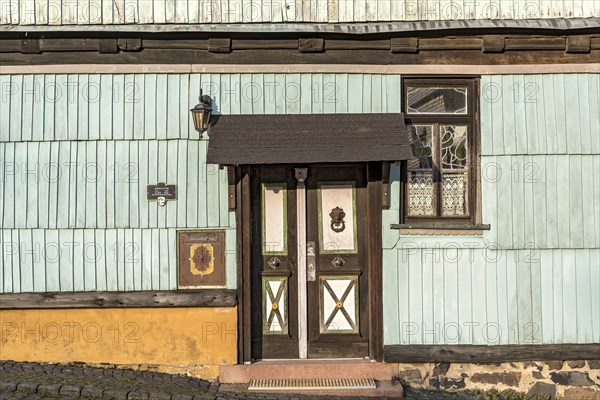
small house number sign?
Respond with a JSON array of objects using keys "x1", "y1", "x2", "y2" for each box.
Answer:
[{"x1": 147, "y1": 183, "x2": 177, "y2": 206}]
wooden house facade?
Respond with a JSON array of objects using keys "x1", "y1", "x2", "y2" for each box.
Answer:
[{"x1": 0, "y1": 0, "x2": 599, "y2": 395}]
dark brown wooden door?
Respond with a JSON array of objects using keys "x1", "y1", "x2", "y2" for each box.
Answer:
[
  {"x1": 305, "y1": 165, "x2": 369, "y2": 358},
  {"x1": 250, "y1": 164, "x2": 369, "y2": 360},
  {"x1": 250, "y1": 166, "x2": 299, "y2": 359}
]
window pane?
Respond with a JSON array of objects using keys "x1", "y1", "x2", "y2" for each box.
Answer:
[
  {"x1": 406, "y1": 86, "x2": 467, "y2": 114},
  {"x1": 441, "y1": 125, "x2": 468, "y2": 170},
  {"x1": 407, "y1": 125, "x2": 433, "y2": 170},
  {"x1": 442, "y1": 173, "x2": 469, "y2": 216},
  {"x1": 408, "y1": 172, "x2": 436, "y2": 216}
]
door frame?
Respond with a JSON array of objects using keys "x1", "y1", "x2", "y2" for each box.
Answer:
[{"x1": 235, "y1": 162, "x2": 384, "y2": 363}]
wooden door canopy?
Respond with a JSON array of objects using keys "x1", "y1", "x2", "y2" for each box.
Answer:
[{"x1": 206, "y1": 113, "x2": 413, "y2": 165}]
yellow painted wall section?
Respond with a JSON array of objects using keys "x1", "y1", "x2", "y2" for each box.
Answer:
[{"x1": 0, "y1": 307, "x2": 237, "y2": 379}]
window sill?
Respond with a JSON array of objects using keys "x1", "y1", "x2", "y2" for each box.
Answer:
[{"x1": 390, "y1": 223, "x2": 490, "y2": 236}]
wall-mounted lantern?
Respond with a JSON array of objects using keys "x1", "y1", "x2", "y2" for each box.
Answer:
[{"x1": 190, "y1": 93, "x2": 213, "y2": 139}]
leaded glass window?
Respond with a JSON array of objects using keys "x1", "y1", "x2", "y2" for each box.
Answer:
[{"x1": 403, "y1": 79, "x2": 478, "y2": 223}]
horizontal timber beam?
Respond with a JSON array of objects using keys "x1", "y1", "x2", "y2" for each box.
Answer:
[
  {"x1": 1, "y1": 64, "x2": 598, "y2": 74},
  {"x1": 384, "y1": 344, "x2": 600, "y2": 363},
  {"x1": 0, "y1": 289, "x2": 237, "y2": 309}
]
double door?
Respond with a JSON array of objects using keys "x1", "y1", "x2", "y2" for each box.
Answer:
[{"x1": 250, "y1": 165, "x2": 370, "y2": 359}]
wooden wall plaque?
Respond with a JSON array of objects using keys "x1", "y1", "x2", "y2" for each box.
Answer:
[{"x1": 178, "y1": 231, "x2": 226, "y2": 288}]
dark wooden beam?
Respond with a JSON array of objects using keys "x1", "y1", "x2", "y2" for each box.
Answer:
[
  {"x1": 2, "y1": 47, "x2": 598, "y2": 65},
  {"x1": 482, "y1": 35, "x2": 505, "y2": 53},
  {"x1": 299, "y1": 38, "x2": 324, "y2": 53},
  {"x1": 384, "y1": 344, "x2": 600, "y2": 363},
  {"x1": 566, "y1": 35, "x2": 591, "y2": 53},
  {"x1": 208, "y1": 38, "x2": 231, "y2": 53},
  {"x1": 0, "y1": 290, "x2": 237, "y2": 309}
]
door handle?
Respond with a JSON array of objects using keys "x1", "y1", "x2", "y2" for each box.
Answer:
[{"x1": 306, "y1": 241, "x2": 316, "y2": 281}]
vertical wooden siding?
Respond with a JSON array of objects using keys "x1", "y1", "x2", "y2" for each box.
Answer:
[
  {"x1": 1, "y1": 0, "x2": 597, "y2": 25},
  {"x1": 0, "y1": 72, "x2": 402, "y2": 292},
  {"x1": 382, "y1": 73, "x2": 600, "y2": 345}
]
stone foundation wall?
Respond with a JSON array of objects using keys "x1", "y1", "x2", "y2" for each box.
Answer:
[{"x1": 394, "y1": 360, "x2": 600, "y2": 399}]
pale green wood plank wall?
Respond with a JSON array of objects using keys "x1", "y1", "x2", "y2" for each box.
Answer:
[{"x1": 0, "y1": 73, "x2": 598, "y2": 345}]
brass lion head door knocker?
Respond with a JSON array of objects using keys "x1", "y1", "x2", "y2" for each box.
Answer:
[{"x1": 329, "y1": 206, "x2": 346, "y2": 233}]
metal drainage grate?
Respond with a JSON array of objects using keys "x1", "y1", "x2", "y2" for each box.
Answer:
[{"x1": 248, "y1": 378, "x2": 376, "y2": 391}]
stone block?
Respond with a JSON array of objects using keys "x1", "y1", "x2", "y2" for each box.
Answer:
[
  {"x1": 550, "y1": 371, "x2": 594, "y2": 386},
  {"x1": 527, "y1": 381, "x2": 557, "y2": 400},
  {"x1": 567, "y1": 360, "x2": 585, "y2": 368},
  {"x1": 470, "y1": 372, "x2": 522, "y2": 387},
  {"x1": 563, "y1": 388, "x2": 600, "y2": 400}
]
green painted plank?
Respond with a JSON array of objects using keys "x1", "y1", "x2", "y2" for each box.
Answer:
[
  {"x1": 494, "y1": 252, "x2": 509, "y2": 344},
  {"x1": 156, "y1": 140, "x2": 169, "y2": 227},
  {"x1": 456, "y1": 247, "x2": 474, "y2": 344},
  {"x1": 589, "y1": 74, "x2": 600, "y2": 154},
  {"x1": 595, "y1": 156, "x2": 600, "y2": 249},
  {"x1": 568, "y1": 155, "x2": 584, "y2": 248},
  {"x1": 144, "y1": 74, "x2": 158, "y2": 139},
  {"x1": 21, "y1": 75, "x2": 35, "y2": 142},
  {"x1": 575, "y1": 250, "x2": 593, "y2": 342},
  {"x1": 480, "y1": 76, "x2": 494, "y2": 156},
  {"x1": 577, "y1": 74, "x2": 592, "y2": 155},
  {"x1": 176, "y1": 140, "x2": 188, "y2": 228},
  {"x1": 553, "y1": 75, "x2": 568, "y2": 154},
  {"x1": 484, "y1": 255, "x2": 499, "y2": 344},
  {"x1": 115, "y1": 229, "x2": 126, "y2": 291},
  {"x1": 25, "y1": 142, "x2": 39, "y2": 228},
  {"x1": 544, "y1": 155, "x2": 559, "y2": 248},
  {"x1": 524, "y1": 75, "x2": 540, "y2": 154},
  {"x1": 513, "y1": 75, "x2": 528, "y2": 154},
  {"x1": 382, "y1": 249, "x2": 399, "y2": 344},
  {"x1": 406, "y1": 246, "x2": 423, "y2": 344},
  {"x1": 166, "y1": 140, "x2": 179, "y2": 227},
  {"x1": 2, "y1": 230, "x2": 16, "y2": 292},
  {"x1": 510, "y1": 155, "x2": 526, "y2": 247},
  {"x1": 495, "y1": 156, "x2": 513, "y2": 248},
  {"x1": 361, "y1": 74, "x2": 372, "y2": 114},
  {"x1": 123, "y1": 75, "x2": 136, "y2": 140},
  {"x1": 44, "y1": 229, "x2": 60, "y2": 291},
  {"x1": 70, "y1": 228, "x2": 84, "y2": 291},
  {"x1": 591, "y1": 250, "x2": 600, "y2": 342},
  {"x1": 542, "y1": 75, "x2": 558, "y2": 154},
  {"x1": 225, "y1": 228, "x2": 236, "y2": 289},
  {"x1": 551, "y1": 249, "x2": 564, "y2": 342},
  {"x1": 57, "y1": 229, "x2": 73, "y2": 291},
  {"x1": 19, "y1": 229, "x2": 34, "y2": 292},
  {"x1": 166, "y1": 74, "x2": 181, "y2": 139},
  {"x1": 13, "y1": 143, "x2": 27, "y2": 228},
  {"x1": 168, "y1": 228, "x2": 177, "y2": 290},
  {"x1": 82, "y1": 229, "x2": 96, "y2": 290},
  {"x1": 489, "y1": 76, "x2": 504, "y2": 156},
  {"x1": 444, "y1": 253, "x2": 459, "y2": 344},
  {"x1": 501, "y1": 75, "x2": 517, "y2": 155},
  {"x1": 159, "y1": 228, "x2": 170, "y2": 290},
  {"x1": 123, "y1": 229, "x2": 136, "y2": 291},
  {"x1": 419, "y1": 247, "x2": 434, "y2": 344},
  {"x1": 565, "y1": 74, "x2": 582, "y2": 154},
  {"x1": 0, "y1": 75, "x2": 12, "y2": 142},
  {"x1": 555, "y1": 155, "x2": 571, "y2": 248},
  {"x1": 539, "y1": 250, "x2": 554, "y2": 342},
  {"x1": 37, "y1": 141, "x2": 51, "y2": 228},
  {"x1": 505, "y1": 249, "x2": 519, "y2": 343},
  {"x1": 470, "y1": 249, "x2": 487, "y2": 344},
  {"x1": 561, "y1": 249, "x2": 578, "y2": 343},
  {"x1": 141, "y1": 228, "x2": 153, "y2": 290},
  {"x1": 532, "y1": 155, "x2": 548, "y2": 249},
  {"x1": 347, "y1": 74, "x2": 363, "y2": 113}
]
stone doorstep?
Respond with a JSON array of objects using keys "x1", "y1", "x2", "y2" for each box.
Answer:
[
  {"x1": 219, "y1": 360, "x2": 397, "y2": 384},
  {"x1": 219, "y1": 380, "x2": 404, "y2": 398}
]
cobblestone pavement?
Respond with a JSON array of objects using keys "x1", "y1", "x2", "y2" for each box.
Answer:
[{"x1": 0, "y1": 361, "x2": 481, "y2": 400}]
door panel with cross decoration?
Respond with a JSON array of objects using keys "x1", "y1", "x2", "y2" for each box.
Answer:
[
  {"x1": 250, "y1": 166, "x2": 299, "y2": 359},
  {"x1": 250, "y1": 165, "x2": 369, "y2": 360},
  {"x1": 306, "y1": 165, "x2": 369, "y2": 358}
]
